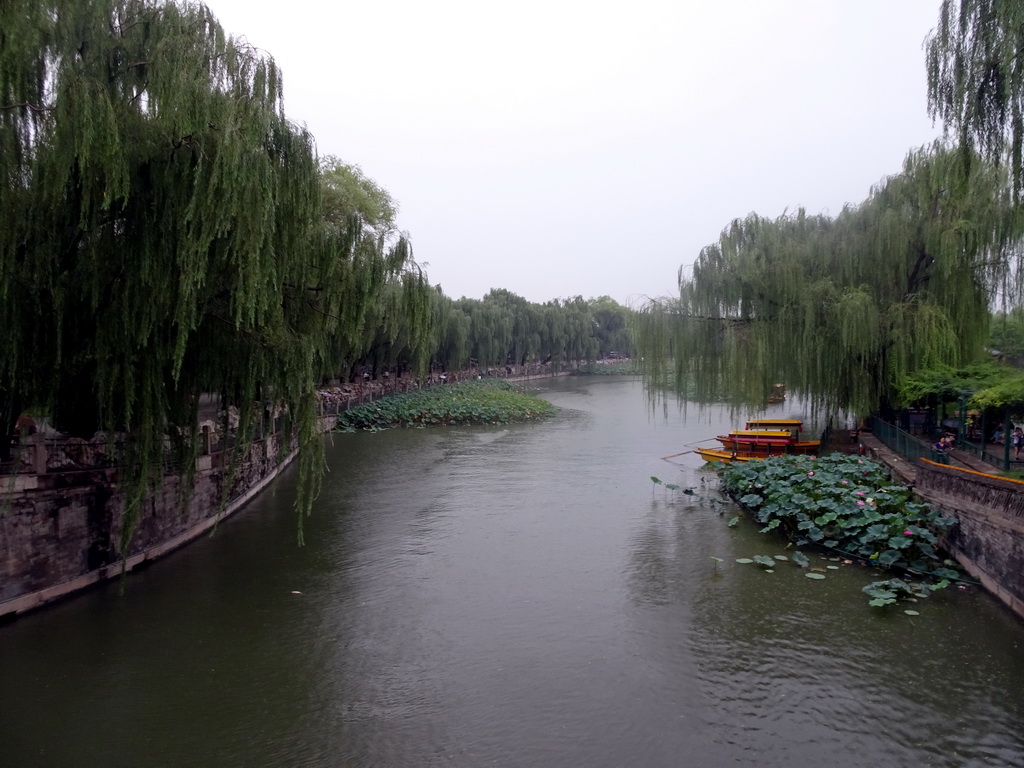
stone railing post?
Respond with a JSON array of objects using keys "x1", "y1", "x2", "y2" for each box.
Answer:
[{"x1": 29, "y1": 433, "x2": 47, "y2": 474}]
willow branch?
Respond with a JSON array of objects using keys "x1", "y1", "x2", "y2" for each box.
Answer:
[{"x1": 0, "y1": 102, "x2": 51, "y2": 113}]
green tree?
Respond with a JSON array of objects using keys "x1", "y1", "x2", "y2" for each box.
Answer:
[
  {"x1": 316, "y1": 157, "x2": 432, "y2": 385},
  {"x1": 589, "y1": 296, "x2": 633, "y2": 358},
  {"x1": 0, "y1": 0, "x2": 430, "y2": 544},
  {"x1": 636, "y1": 143, "x2": 1019, "y2": 418},
  {"x1": 927, "y1": 0, "x2": 1024, "y2": 199},
  {"x1": 989, "y1": 308, "x2": 1024, "y2": 360}
]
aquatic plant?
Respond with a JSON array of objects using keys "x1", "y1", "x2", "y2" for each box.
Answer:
[
  {"x1": 862, "y1": 578, "x2": 950, "y2": 608},
  {"x1": 717, "y1": 453, "x2": 964, "y2": 609},
  {"x1": 719, "y1": 454, "x2": 958, "y2": 578},
  {"x1": 573, "y1": 361, "x2": 643, "y2": 376},
  {"x1": 336, "y1": 380, "x2": 557, "y2": 431}
]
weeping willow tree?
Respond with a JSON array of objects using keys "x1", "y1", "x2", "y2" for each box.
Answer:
[
  {"x1": 429, "y1": 289, "x2": 472, "y2": 372},
  {"x1": 317, "y1": 157, "x2": 433, "y2": 383},
  {"x1": 0, "y1": 0, "x2": 431, "y2": 547},
  {"x1": 589, "y1": 296, "x2": 633, "y2": 358},
  {"x1": 927, "y1": 0, "x2": 1024, "y2": 202},
  {"x1": 635, "y1": 142, "x2": 1022, "y2": 418},
  {"x1": 544, "y1": 296, "x2": 600, "y2": 367}
]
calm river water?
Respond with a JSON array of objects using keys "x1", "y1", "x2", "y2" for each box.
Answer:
[{"x1": 2, "y1": 376, "x2": 1024, "y2": 767}]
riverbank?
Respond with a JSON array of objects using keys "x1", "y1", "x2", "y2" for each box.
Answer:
[
  {"x1": 858, "y1": 431, "x2": 1024, "y2": 622},
  {"x1": 0, "y1": 368, "x2": 573, "y2": 619}
]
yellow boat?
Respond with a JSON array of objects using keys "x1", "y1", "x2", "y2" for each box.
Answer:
[
  {"x1": 695, "y1": 447, "x2": 761, "y2": 463},
  {"x1": 716, "y1": 428, "x2": 820, "y2": 455},
  {"x1": 695, "y1": 418, "x2": 819, "y2": 463}
]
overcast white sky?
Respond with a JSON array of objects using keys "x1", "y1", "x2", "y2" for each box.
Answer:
[{"x1": 204, "y1": 0, "x2": 943, "y2": 306}]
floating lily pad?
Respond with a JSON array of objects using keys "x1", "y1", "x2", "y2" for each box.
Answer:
[
  {"x1": 805, "y1": 572, "x2": 826, "y2": 580},
  {"x1": 735, "y1": 558, "x2": 754, "y2": 564},
  {"x1": 826, "y1": 565, "x2": 840, "y2": 570},
  {"x1": 764, "y1": 569, "x2": 775, "y2": 573},
  {"x1": 773, "y1": 555, "x2": 788, "y2": 561},
  {"x1": 727, "y1": 516, "x2": 740, "y2": 528},
  {"x1": 904, "y1": 610, "x2": 920, "y2": 616}
]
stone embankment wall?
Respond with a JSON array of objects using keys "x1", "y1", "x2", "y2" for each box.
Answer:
[
  {"x1": 912, "y1": 461, "x2": 1024, "y2": 619},
  {"x1": 0, "y1": 413, "x2": 335, "y2": 618}
]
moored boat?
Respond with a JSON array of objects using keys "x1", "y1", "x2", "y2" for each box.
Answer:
[
  {"x1": 695, "y1": 418, "x2": 819, "y2": 462},
  {"x1": 716, "y1": 428, "x2": 820, "y2": 455},
  {"x1": 695, "y1": 447, "x2": 761, "y2": 463}
]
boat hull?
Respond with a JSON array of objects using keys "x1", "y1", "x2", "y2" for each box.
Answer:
[
  {"x1": 697, "y1": 448, "x2": 761, "y2": 463},
  {"x1": 715, "y1": 437, "x2": 820, "y2": 454}
]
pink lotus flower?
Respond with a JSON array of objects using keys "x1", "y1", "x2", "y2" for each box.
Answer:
[
  {"x1": 808, "y1": 472, "x2": 814, "y2": 477},
  {"x1": 904, "y1": 530, "x2": 912, "y2": 535},
  {"x1": 856, "y1": 501, "x2": 865, "y2": 506}
]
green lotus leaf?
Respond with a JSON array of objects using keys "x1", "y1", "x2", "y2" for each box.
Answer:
[
  {"x1": 877, "y1": 550, "x2": 901, "y2": 567},
  {"x1": 735, "y1": 558, "x2": 754, "y2": 564},
  {"x1": 805, "y1": 572, "x2": 826, "y2": 580}
]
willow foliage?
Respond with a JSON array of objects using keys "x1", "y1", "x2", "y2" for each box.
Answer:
[
  {"x1": 926, "y1": 0, "x2": 1024, "y2": 196},
  {"x1": 635, "y1": 143, "x2": 1021, "y2": 418},
  {"x1": 0, "y1": 0, "x2": 432, "y2": 547}
]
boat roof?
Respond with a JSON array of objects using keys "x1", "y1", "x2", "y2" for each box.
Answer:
[
  {"x1": 744, "y1": 419, "x2": 803, "y2": 429},
  {"x1": 727, "y1": 430, "x2": 795, "y2": 438}
]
